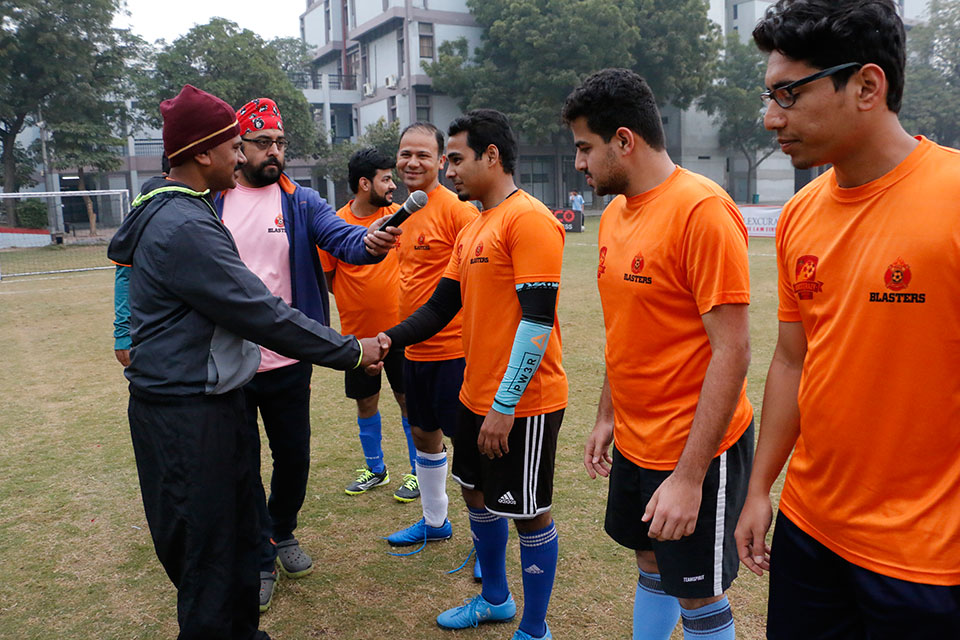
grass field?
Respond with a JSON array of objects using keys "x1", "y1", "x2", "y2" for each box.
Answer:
[{"x1": 0, "y1": 226, "x2": 783, "y2": 639}]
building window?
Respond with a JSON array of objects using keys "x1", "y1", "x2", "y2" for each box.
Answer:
[
  {"x1": 419, "y1": 22, "x2": 434, "y2": 59},
  {"x1": 397, "y1": 25, "x2": 405, "y2": 77},
  {"x1": 360, "y1": 42, "x2": 369, "y2": 85},
  {"x1": 388, "y1": 96, "x2": 397, "y2": 123},
  {"x1": 733, "y1": 4, "x2": 738, "y2": 20},
  {"x1": 346, "y1": 46, "x2": 359, "y2": 89},
  {"x1": 383, "y1": 0, "x2": 389, "y2": 9},
  {"x1": 519, "y1": 156, "x2": 556, "y2": 206},
  {"x1": 416, "y1": 94, "x2": 431, "y2": 121},
  {"x1": 347, "y1": 0, "x2": 356, "y2": 28},
  {"x1": 324, "y1": 0, "x2": 331, "y2": 41}
]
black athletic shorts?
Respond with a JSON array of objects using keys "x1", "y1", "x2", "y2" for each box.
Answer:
[
  {"x1": 768, "y1": 511, "x2": 960, "y2": 640},
  {"x1": 344, "y1": 346, "x2": 405, "y2": 400},
  {"x1": 402, "y1": 357, "x2": 464, "y2": 436},
  {"x1": 451, "y1": 406, "x2": 563, "y2": 519},
  {"x1": 604, "y1": 421, "x2": 754, "y2": 599}
]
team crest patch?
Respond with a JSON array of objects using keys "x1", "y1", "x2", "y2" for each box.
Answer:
[
  {"x1": 794, "y1": 255, "x2": 823, "y2": 300},
  {"x1": 415, "y1": 232, "x2": 430, "y2": 251},
  {"x1": 597, "y1": 246, "x2": 607, "y2": 279},
  {"x1": 274, "y1": 214, "x2": 284, "y2": 228},
  {"x1": 884, "y1": 257, "x2": 911, "y2": 291},
  {"x1": 470, "y1": 240, "x2": 489, "y2": 264},
  {"x1": 631, "y1": 253, "x2": 644, "y2": 274}
]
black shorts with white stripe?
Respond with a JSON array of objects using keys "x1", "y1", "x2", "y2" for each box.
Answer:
[
  {"x1": 604, "y1": 421, "x2": 754, "y2": 599},
  {"x1": 451, "y1": 405, "x2": 564, "y2": 519}
]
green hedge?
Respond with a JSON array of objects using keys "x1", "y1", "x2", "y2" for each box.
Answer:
[{"x1": 17, "y1": 199, "x2": 48, "y2": 229}]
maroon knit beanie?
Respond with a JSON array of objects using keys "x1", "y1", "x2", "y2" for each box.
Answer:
[{"x1": 161, "y1": 84, "x2": 240, "y2": 167}]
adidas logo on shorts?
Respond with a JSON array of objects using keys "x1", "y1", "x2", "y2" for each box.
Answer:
[
  {"x1": 524, "y1": 564, "x2": 544, "y2": 574},
  {"x1": 498, "y1": 491, "x2": 516, "y2": 505}
]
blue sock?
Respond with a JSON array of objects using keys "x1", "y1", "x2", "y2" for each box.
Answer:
[
  {"x1": 401, "y1": 415, "x2": 416, "y2": 475},
  {"x1": 357, "y1": 412, "x2": 384, "y2": 474},
  {"x1": 633, "y1": 569, "x2": 680, "y2": 640},
  {"x1": 469, "y1": 507, "x2": 509, "y2": 606},
  {"x1": 680, "y1": 595, "x2": 734, "y2": 639},
  {"x1": 517, "y1": 521, "x2": 558, "y2": 639}
]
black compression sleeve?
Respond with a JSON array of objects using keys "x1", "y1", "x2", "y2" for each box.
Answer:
[
  {"x1": 517, "y1": 283, "x2": 558, "y2": 326},
  {"x1": 385, "y1": 277, "x2": 463, "y2": 348}
]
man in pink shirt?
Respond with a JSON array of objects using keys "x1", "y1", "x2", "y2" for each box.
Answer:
[{"x1": 220, "y1": 98, "x2": 398, "y2": 612}]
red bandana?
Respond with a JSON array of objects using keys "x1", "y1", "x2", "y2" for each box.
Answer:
[{"x1": 236, "y1": 98, "x2": 284, "y2": 135}]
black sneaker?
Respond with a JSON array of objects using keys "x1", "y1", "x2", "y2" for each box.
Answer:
[
  {"x1": 344, "y1": 467, "x2": 389, "y2": 495},
  {"x1": 393, "y1": 473, "x2": 420, "y2": 502}
]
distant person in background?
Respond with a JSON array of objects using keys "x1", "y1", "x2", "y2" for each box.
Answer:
[
  {"x1": 568, "y1": 189, "x2": 584, "y2": 214},
  {"x1": 319, "y1": 147, "x2": 420, "y2": 503},
  {"x1": 113, "y1": 95, "x2": 401, "y2": 614},
  {"x1": 107, "y1": 84, "x2": 394, "y2": 640}
]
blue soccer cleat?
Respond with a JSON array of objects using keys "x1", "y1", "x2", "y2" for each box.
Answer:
[
  {"x1": 436, "y1": 592, "x2": 516, "y2": 629},
  {"x1": 510, "y1": 623, "x2": 552, "y2": 639},
  {"x1": 386, "y1": 517, "x2": 452, "y2": 547}
]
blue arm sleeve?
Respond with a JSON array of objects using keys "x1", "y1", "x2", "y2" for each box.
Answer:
[
  {"x1": 113, "y1": 265, "x2": 131, "y2": 350},
  {"x1": 491, "y1": 282, "x2": 558, "y2": 415}
]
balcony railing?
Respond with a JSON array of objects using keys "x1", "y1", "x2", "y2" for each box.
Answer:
[
  {"x1": 134, "y1": 139, "x2": 164, "y2": 156},
  {"x1": 286, "y1": 72, "x2": 358, "y2": 91}
]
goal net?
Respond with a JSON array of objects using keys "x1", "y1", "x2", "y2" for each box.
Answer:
[{"x1": 0, "y1": 189, "x2": 130, "y2": 280}]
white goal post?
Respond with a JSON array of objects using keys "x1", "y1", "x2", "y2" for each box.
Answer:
[{"x1": 0, "y1": 189, "x2": 131, "y2": 280}]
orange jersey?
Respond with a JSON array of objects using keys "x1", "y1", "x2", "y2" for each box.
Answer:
[
  {"x1": 318, "y1": 201, "x2": 401, "y2": 338},
  {"x1": 444, "y1": 189, "x2": 567, "y2": 417},
  {"x1": 597, "y1": 167, "x2": 753, "y2": 471},
  {"x1": 397, "y1": 184, "x2": 478, "y2": 361},
  {"x1": 776, "y1": 137, "x2": 960, "y2": 586}
]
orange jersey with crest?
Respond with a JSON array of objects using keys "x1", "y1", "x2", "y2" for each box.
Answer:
[
  {"x1": 443, "y1": 189, "x2": 567, "y2": 417},
  {"x1": 318, "y1": 201, "x2": 401, "y2": 338},
  {"x1": 597, "y1": 167, "x2": 753, "y2": 471},
  {"x1": 397, "y1": 184, "x2": 478, "y2": 361},
  {"x1": 776, "y1": 137, "x2": 960, "y2": 585}
]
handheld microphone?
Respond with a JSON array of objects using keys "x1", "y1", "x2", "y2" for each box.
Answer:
[{"x1": 376, "y1": 190, "x2": 428, "y2": 232}]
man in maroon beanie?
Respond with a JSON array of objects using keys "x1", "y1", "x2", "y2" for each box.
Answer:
[{"x1": 108, "y1": 85, "x2": 399, "y2": 640}]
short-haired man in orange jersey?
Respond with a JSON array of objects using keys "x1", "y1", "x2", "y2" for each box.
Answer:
[
  {"x1": 565, "y1": 68, "x2": 753, "y2": 640},
  {"x1": 736, "y1": 1, "x2": 960, "y2": 638},
  {"x1": 383, "y1": 123, "x2": 480, "y2": 560},
  {"x1": 376, "y1": 108, "x2": 568, "y2": 640},
  {"x1": 320, "y1": 147, "x2": 419, "y2": 502}
]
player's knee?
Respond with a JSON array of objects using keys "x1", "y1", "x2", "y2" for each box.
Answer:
[
  {"x1": 678, "y1": 593, "x2": 725, "y2": 610},
  {"x1": 636, "y1": 550, "x2": 659, "y2": 574},
  {"x1": 515, "y1": 510, "x2": 552, "y2": 533},
  {"x1": 356, "y1": 394, "x2": 379, "y2": 418},
  {"x1": 411, "y1": 426, "x2": 442, "y2": 452}
]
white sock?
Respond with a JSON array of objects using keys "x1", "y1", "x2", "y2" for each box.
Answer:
[{"x1": 416, "y1": 449, "x2": 448, "y2": 528}]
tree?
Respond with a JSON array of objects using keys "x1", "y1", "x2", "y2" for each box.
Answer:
[
  {"x1": 698, "y1": 32, "x2": 778, "y2": 201},
  {"x1": 136, "y1": 19, "x2": 319, "y2": 159},
  {"x1": 0, "y1": 142, "x2": 39, "y2": 193},
  {"x1": 268, "y1": 37, "x2": 313, "y2": 74},
  {"x1": 0, "y1": 0, "x2": 133, "y2": 225},
  {"x1": 314, "y1": 118, "x2": 400, "y2": 205},
  {"x1": 901, "y1": 0, "x2": 960, "y2": 147},
  {"x1": 47, "y1": 111, "x2": 127, "y2": 235},
  {"x1": 425, "y1": 0, "x2": 719, "y2": 141}
]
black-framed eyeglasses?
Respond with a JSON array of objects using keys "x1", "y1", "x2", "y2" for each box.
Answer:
[
  {"x1": 241, "y1": 137, "x2": 289, "y2": 151},
  {"x1": 760, "y1": 62, "x2": 863, "y2": 109}
]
